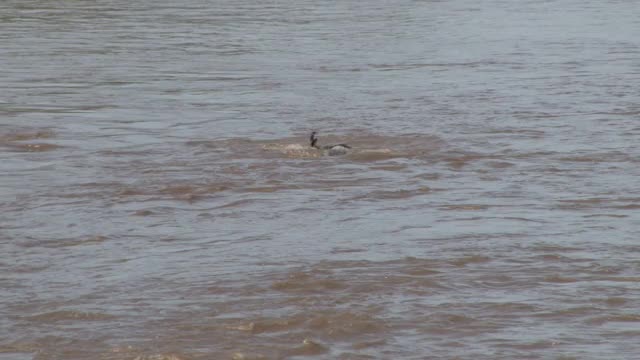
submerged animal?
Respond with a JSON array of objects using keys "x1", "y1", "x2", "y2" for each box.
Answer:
[{"x1": 309, "y1": 131, "x2": 352, "y2": 156}]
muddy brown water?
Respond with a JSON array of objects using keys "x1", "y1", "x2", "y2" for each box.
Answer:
[{"x1": 1, "y1": 0, "x2": 639, "y2": 359}]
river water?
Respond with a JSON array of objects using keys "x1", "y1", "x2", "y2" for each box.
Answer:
[{"x1": 1, "y1": 0, "x2": 639, "y2": 359}]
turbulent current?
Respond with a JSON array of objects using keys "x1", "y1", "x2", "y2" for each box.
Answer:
[{"x1": 1, "y1": 0, "x2": 639, "y2": 359}]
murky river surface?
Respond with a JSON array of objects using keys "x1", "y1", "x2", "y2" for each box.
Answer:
[{"x1": 1, "y1": 0, "x2": 640, "y2": 359}]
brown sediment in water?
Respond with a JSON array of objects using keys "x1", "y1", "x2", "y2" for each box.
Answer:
[
  {"x1": 3, "y1": 1, "x2": 640, "y2": 359},
  {"x1": 0, "y1": 129, "x2": 61, "y2": 152}
]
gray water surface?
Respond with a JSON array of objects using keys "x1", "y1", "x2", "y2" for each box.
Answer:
[{"x1": 1, "y1": 0, "x2": 640, "y2": 359}]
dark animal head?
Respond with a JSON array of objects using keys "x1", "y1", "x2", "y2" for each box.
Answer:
[{"x1": 310, "y1": 131, "x2": 318, "y2": 148}]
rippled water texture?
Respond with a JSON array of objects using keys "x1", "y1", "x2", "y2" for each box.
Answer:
[{"x1": 1, "y1": 0, "x2": 640, "y2": 359}]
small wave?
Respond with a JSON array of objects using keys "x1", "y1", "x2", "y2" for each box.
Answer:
[
  {"x1": 449, "y1": 255, "x2": 491, "y2": 267},
  {"x1": 226, "y1": 317, "x2": 303, "y2": 334},
  {"x1": 132, "y1": 354, "x2": 189, "y2": 360},
  {"x1": 0, "y1": 129, "x2": 61, "y2": 152},
  {"x1": 18, "y1": 236, "x2": 108, "y2": 249},
  {"x1": 543, "y1": 275, "x2": 578, "y2": 283},
  {"x1": 348, "y1": 148, "x2": 398, "y2": 161},
  {"x1": 104, "y1": 346, "x2": 191, "y2": 360},
  {"x1": 2, "y1": 142, "x2": 62, "y2": 152},
  {"x1": 350, "y1": 187, "x2": 431, "y2": 201},
  {"x1": 26, "y1": 310, "x2": 115, "y2": 322},
  {"x1": 586, "y1": 314, "x2": 640, "y2": 325},
  {"x1": 0, "y1": 341, "x2": 39, "y2": 354},
  {"x1": 271, "y1": 272, "x2": 348, "y2": 293},
  {"x1": 440, "y1": 204, "x2": 490, "y2": 211},
  {"x1": 262, "y1": 143, "x2": 321, "y2": 158},
  {"x1": 284, "y1": 338, "x2": 329, "y2": 357},
  {"x1": 0, "y1": 130, "x2": 55, "y2": 142},
  {"x1": 231, "y1": 352, "x2": 270, "y2": 360},
  {"x1": 604, "y1": 297, "x2": 628, "y2": 306}
]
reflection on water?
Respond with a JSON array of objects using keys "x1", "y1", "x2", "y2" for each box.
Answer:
[{"x1": 1, "y1": 0, "x2": 640, "y2": 359}]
